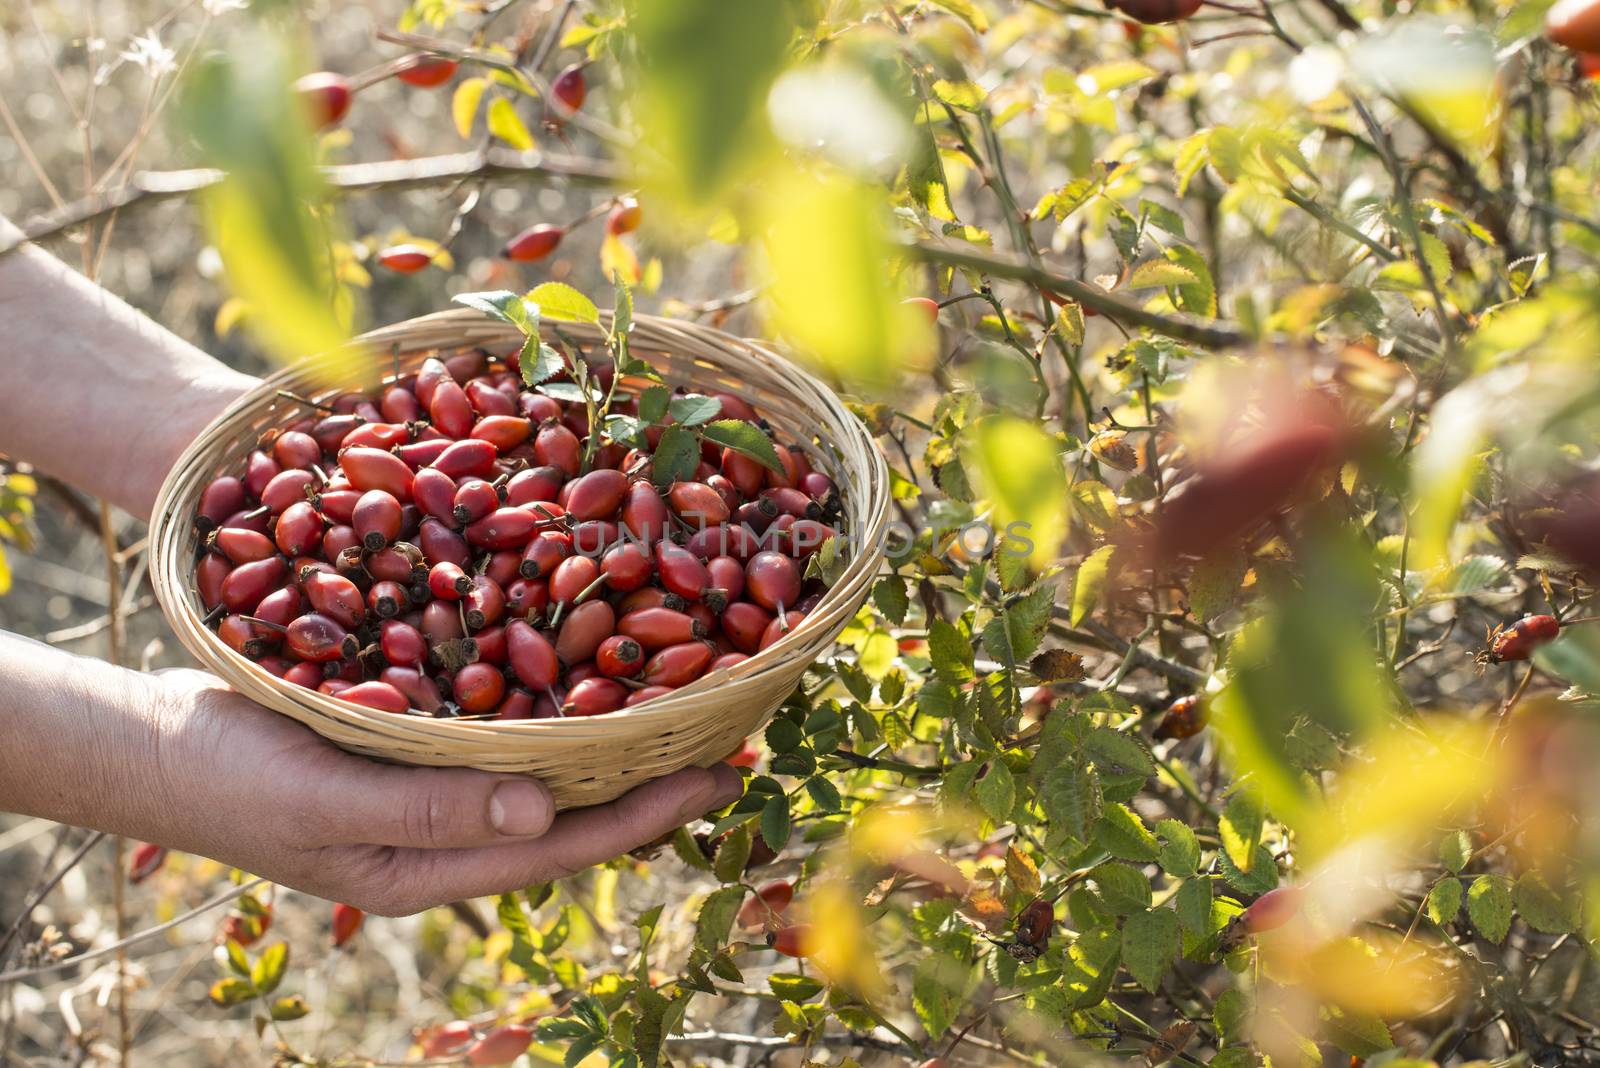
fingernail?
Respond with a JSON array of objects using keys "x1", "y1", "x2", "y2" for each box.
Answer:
[{"x1": 490, "y1": 779, "x2": 553, "y2": 837}]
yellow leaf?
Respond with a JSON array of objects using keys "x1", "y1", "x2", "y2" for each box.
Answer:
[
  {"x1": 452, "y1": 78, "x2": 487, "y2": 139},
  {"x1": 600, "y1": 233, "x2": 640, "y2": 286},
  {"x1": 486, "y1": 97, "x2": 535, "y2": 150},
  {"x1": 214, "y1": 296, "x2": 251, "y2": 338}
]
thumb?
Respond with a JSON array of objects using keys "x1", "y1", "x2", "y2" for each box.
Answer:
[{"x1": 314, "y1": 762, "x2": 557, "y2": 850}]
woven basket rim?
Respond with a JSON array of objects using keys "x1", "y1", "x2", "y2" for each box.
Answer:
[{"x1": 149, "y1": 309, "x2": 890, "y2": 735}]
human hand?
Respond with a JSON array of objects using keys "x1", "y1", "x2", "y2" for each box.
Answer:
[{"x1": 136, "y1": 669, "x2": 743, "y2": 915}]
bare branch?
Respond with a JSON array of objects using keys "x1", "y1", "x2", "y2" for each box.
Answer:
[{"x1": 1, "y1": 148, "x2": 623, "y2": 257}]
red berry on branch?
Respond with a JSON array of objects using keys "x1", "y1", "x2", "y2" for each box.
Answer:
[
  {"x1": 128, "y1": 842, "x2": 167, "y2": 884},
  {"x1": 295, "y1": 72, "x2": 353, "y2": 129},
  {"x1": 395, "y1": 54, "x2": 459, "y2": 88},
  {"x1": 550, "y1": 63, "x2": 587, "y2": 114},
  {"x1": 605, "y1": 197, "x2": 641, "y2": 236},
  {"x1": 377, "y1": 244, "x2": 435, "y2": 274},
  {"x1": 331, "y1": 902, "x2": 364, "y2": 946},
  {"x1": 503, "y1": 224, "x2": 565, "y2": 262}
]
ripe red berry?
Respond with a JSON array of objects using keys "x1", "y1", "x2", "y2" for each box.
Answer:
[
  {"x1": 565, "y1": 468, "x2": 629, "y2": 521},
  {"x1": 555, "y1": 599, "x2": 615, "y2": 665},
  {"x1": 745, "y1": 552, "x2": 801, "y2": 612},
  {"x1": 377, "y1": 244, "x2": 435, "y2": 274},
  {"x1": 467, "y1": 1024, "x2": 533, "y2": 1067},
  {"x1": 549, "y1": 554, "x2": 602, "y2": 606},
  {"x1": 380, "y1": 619, "x2": 428, "y2": 667},
  {"x1": 1549, "y1": 0, "x2": 1600, "y2": 52},
  {"x1": 1107, "y1": 0, "x2": 1202, "y2": 21},
  {"x1": 453, "y1": 662, "x2": 507, "y2": 714},
  {"x1": 550, "y1": 63, "x2": 586, "y2": 114},
  {"x1": 1153, "y1": 694, "x2": 1208, "y2": 741},
  {"x1": 341, "y1": 446, "x2": 415, "y2": 500},
  {"x1": 331, "y1": 902, "x2": 364, "y2": 946},
  {"x1": 642, "y1": 641, "x2": 715, "y2": 688},
  {"x1": 534, "y1": 422, "x2": 582, "y2": 477},
  {"x1": 605, "y1": 197, "x2": 641, "y2": 236},
  {"x1": 337, "y1": 680, "x2": 411, "y2": 714},
  {"x1": 667, "y1": 481, "x2": 731, "y2": 529},
  {"x1": 471, "y1": 414, "x2": 534, "y2": 452},
  {"x1": 767, "y1": 924, "x2": 811, "y2": 957},
  {"x1": 1486, "y1": 614, "x2": 1561, "y2": 664},
  {"x1": 1242, "y1": 886, "x2": 1303, "y2": 933},
  {"x1": 502, "y1": 224, "x2": 564, "y2": 262},
  {"x1": 396, "y1": 54, "x2": 459, "y2": 88},
  {"x1": 596, "y1": 634, "x2": 645, "y2": 677},
  {"x1": 505, "y1": 619, "x2": 560, "y2": 690},
  {"x1": 619, "y1": 607, "x2": 706, "y2": 650},
  {"x1": 420, "y1": 1020, "x2": 476, "y2": 1058},
  {"x1": 736, "y1": 880, "x2": 794, "y2": 928},
  {"x1": 621, "y1": 482, "x2": 670, "y2": 543},
  {"x1": 221, "y1": 556, "x2": 289, "y2": 614},
  {"x1": 563, "y1": 677, "x2": 629, "y2": 716},
  {"x1": 353, "y1": 489, "x2": 403, "y2": 551},
  {"x1": 295, "y1": 72, "x2": 353, "y2": 130},
  {"x1": 197, "y1": 476, "x2": 247, "y2": 530},
  {"x1": 128, "y1": 842, "x2": 167, "y2": 884},
  {"x1": 902, "y1": 296, "x2": 940, "y2": 323}
]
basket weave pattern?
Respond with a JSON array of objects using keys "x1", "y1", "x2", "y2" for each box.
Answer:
[{"x1": 150, "y1": 309, "x2": 889, "y2": 809}]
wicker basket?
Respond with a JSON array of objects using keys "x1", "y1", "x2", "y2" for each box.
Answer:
[{"x1": 149, "y1": 308, "x2": 890, "y2": 810}]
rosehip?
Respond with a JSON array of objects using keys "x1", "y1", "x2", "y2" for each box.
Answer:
[
  {"x1": 601, "y1": 541, "x2": 652, "y2": 591},
  {"x1": 767, "y1": 924, "x2": 811, "y2": 957},
  {"x1": 420, "y1": 1021, "x2": 476, "y2": 1058},
  {"x1": 642, "y1": 641, "x2": 715, "y2": 688},
  {"x1": 737, "y1": 880, "x2": 794, "y2": 928},
  {"x1": 596, "y1": 634, "x2": 645, "y2": 677},
  {"x1": 467, "y1": 1024, "x2": 533, "y2": 1067},
  {"x1": 341, "y1": 446, "x2": 414, "y2": 500},
  {"x1": 452, "y1": 478, "x2": 500, "y2": 526},
  {"x1": 1015, "y1": 898, "x2": 1055, "y2": 947},
  {"x1": 471, "y1": 414, "x2": 534, "y2": 452},
  {"x1": 453, "y1": 662, "x2": 507, "y2": 714},
  {"x1": 566, "y1": 468, "x2": 629, "y2": 521},
  {"x1": 380, "y1": 666, "x2": 444, "y2": 713},
  {"x1": 419, "y1": 517, "x2": 471, "y2": 567},
  {"x1": 621, "y1": 482, "x2": 670, "y2": 543},
  {"x1": 719, "y1": 602, "x2": 774, "y2": 656},
  {"x1": 221, "y1": 557, "x2": 288, "y2": 614},
  {"x1": 128, "y1": 842, "x2": 167, "y2": 884},
  {"x1": 550, "y1": 62, "x2": 586, "y2": 114},
  {"x1": 534, "y1": 422, "x2": 582, "y2": 477},
  {"x1": 331, "y1": 902, "x2": 364, "y2": 946},
  {"x1": 428, "y1": 561, "x2": 473, "y2": 600},
  {"x1": 759, "y1": 610, "x2": 806, "y2": 650},
  {"x1": 1243, "y1": 886, "x2": 1303, "y2": 933},
  {"x1": 549, "y1": 554, "x2": 602, "y2": 605},
  {"x1": 287, "y1": 613, "x2": 358, "y2": 662},
  {"x1": 274, "y1": 500, "x2": 324, "y2": 557},
  {"x1": 296, "y1": 72, "x2": 352, "y2": 129},
  {"x1": 214, "y1": 527, "x2": 277, "y2": 565},
  {"x1": 668, "y1": 481, "x2": 730, "y2": 529},
  {"x1": 412, "y1": 467, "x2": 458, "y2": 523},
  {"x1": 396, "y1": 53, "x2": 459, "y2": 88},
  {"x1": 625, "y1": 685, "x2": 674, "y2": 707},
  {"x1": 506, "y1": 465, "x2": 565, "y2": 507},
  {"x1": 554, "y1": 599, "x2": 614, "y2": 664},
  {"x1": 197, "y1": 476, "x2": 247, "y2": 531},
  {"x1": 563, "y1": 677, "x2": 628, "y2": 716},
  {"x1": 338, "y1": 681, "x2": 410, "y2": 714},
  {"x1": 302, "y1": 569, "x2": 365, "y2": 628},
  {"x1": 505, "y1": 619, "x2": 560, "y2": 690},
  {"x1": 619, "y1": 607, "x2": 706, "y2": 650},
  {"x1": 902, "y1": 296, "x2": 940, "y2": 323},
  {"x1": 464, "y1": 575, "x2": 506, "y2": 630},
  {"x1": 1487, "y1": 614, "x2": 1561, "y2": 663},
  {"x1": 380, "y1": 619, "x2": 428, "y2": 666},
  {"x1": 1153, "y1": 694, "x2": 1207, "y2": 740},
  {"x1": 503, "y1": 223, "x2": 564, "y2": 262},
  {"x1": 352, "y1": 489, "x2": 403, "y2": 551},
  {"x1": 378, "y1": 244, "x2": 434, "y2": 274},
  {"x1": 605, "y1": 197, "x2": 641, "y2": 236},
  {"x1": 745, "y1": 552, "x2": 801, "y2": 612},
  {"x1": 505, "y1": 577, "x2": 550, "y2": 618}
]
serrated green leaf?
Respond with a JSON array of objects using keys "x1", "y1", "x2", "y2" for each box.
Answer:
[
  {"x1": 1426, "y1": 876, "x2": 1462, "y2": 924},
  {"x1": 714, "y1": 825, "x2": 752, "y2": 883},
  {"x1": 1125, "y1": 258, "x2": 1198, "y2": 290},
  {"x1": 1218, "y1": 792, "x2": 1264, "y2": 873},
  {"x1": 760, "y1": 793, "x2": 791, "y2": 852},
  {"x1": 927, "y1": 619, "x2": 974, "y2": 681},
  {"x1": 1070, "y1": 544, "x2": 1116, "y2": 627},
  {"x1": 669, "y1": 393, "x2": 722, "y2": 427},
  {"x1": 694, "y1": 886, "x2": 745, "y2": 953},
  {"x1": 1093, "y1": 803, "x2": 1160, "y2": 862},
  {"x1": 1174, "y1": 877, "x2": 1212, "y2": 936},
  {"x1": 1439, "y1": 829, "x2": 1472, "y2": 873},
  {"x1": 1062, "y1": 924, "x2": 1121, "y2": 1009},
  {"x1": 1467, "y1": 875, "x2": 1512, "y2": 942},
  {"x1": 527, "y1": 282, "x2": 599, "y2": 324},
  {"x1": 873, "y1": 576, "x2": 909, "y2": 625},
  {"x1": 1156, "y1": 819, "x2": 1200, "y2": 878},
  {"x1": 975, "y1": 759, "x2": 1016, "y2": 823},
  {"x1": 1514, "y1": 872, "x2": 1580, "y2": 934},
  {"x1": 701, "y1": 419, "x2": 782, "y2": 472},
  {"x1": 1121, "y1": 908, "x2": 1179, "y2": 992},
  {"x1": 1040, "y1": 761, "x2": 1101, "y2": 843},
  {"x1": 1084, "y1": 726, "x2": 1156, "y2": 778},
  {"x1": 1091, "y1": 862, "x2": 1152, "y2": 914},
  {"x1": 650, "y1": 425, "x2": 702, "y2": 489}
]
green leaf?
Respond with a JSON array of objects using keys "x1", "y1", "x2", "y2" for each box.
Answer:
[
  {"x1": 250, "y1": 942, "x2": 288, "y2": 995},
  {"x1": 668, "y1": 393, "x2": 722, "y2": 427},
  {"x1": 539, "y1": 381, "x2": 596, "y2": 404},
  {"x1": 497, "y1": 893, "x2": 540, "y2": 975},
  {"x1": 1093, "y1": 803, "x2": 1160, "y2": 862},
  {"x1": 1070, "y1": 545, "x2": 1116, "y2": 626},
  {"x1": 486, "y1": 96, "x2": 535, "y2": 150},
  {"x1": 1156, "y1": 819, "x2": 1200, "y2": 878},
  {"x1": 1121, "y1": 908, "x2": 1179, "y2": 992},
  {"x1": 650, "y1": 425, "x2": 702, "y2": 489},
  {"x1": 1426, "y1": 876, "x2": 1462, "y2": 925},
  {"x1": 1062, "y1": 924, "x2": 1121, "y2": 1009},
  {"x1": 1467, "y1": 875, "x2": 1512, "y2": 942},
  {"x1": 209, "y1": 977, "x2": 256, "y2": 1007},
  {"x1": 527, "y1": 282, "x2": 599, "y2": 324},
  {"x1": 1165, "y1": 243, "x2": 1217, "y2": 318},
  {"x1": 967, "y1": 417, "x2": 1067, "y2": 570},
  {"x1": 760, "y1": 793, "x2": 791, "y2": 852},
  {"x1": 1514, "y1": 872, "x2": 1580, "y2": 935},
  {"x1": 768, "y1": 972, "x2": 824, "y2": 1002},
  {"x1": 872, "y1": 576, "x2": 909, "y2": 626},
  {"x1": 520, "y1": 340, "x2": 563, "y2": 387},
  {"x1": 1174, "y1": 877, "x2": 1212, "y2": 936},
  {"x1": 638, "y1": 385, "x2": 672, "y2": 425},
  {"x1": 804, "y1": 775, "x2": 842, "y2": 813},
  {"x1": 1439, "y1": 830, "x2": 1472, "y2": 873},
  {"x1": 1218, "y1": 843, "x2": 1278, "y2": 895},
  {"x1": 454, "y1": 289, "x2": 536, "y2": 331},
  {"x1": 1126, "y1": 259, "x2": 1199, "y2": 290},
  {"x1": 912, "y1": 953, "x2": 972, "y2": 1038},
  {"x1": 1218, "y1": 792, "x2": 1265, "y2": 874},
  {"x1": 1091, "y1": 862, "x2": 1152, "y2": 914},
  {"x1": 269, "y1": 995, "x2": 310, "y2": 1022},
  {"x1": 765, "y1": 718, "x2": 804, "y2": 754},
  {"x1": 694, "y1": 886, "x2": 745, "y2": 953},
  {"x1": 1322, "y1": 1004, "x2": 1395, "y2": 1058},
  {"x1": 1040, "y1": 761, "x2": 1102, "y2": 844},
  {"x1": 927, "y1": 619, "x2": 975, "y2": 682},
  {"x1": 1084, "y1": 726, "x2": 1156, "y2": 778},
  {"x1": 974, "y1": 760, "x2": 1016, "y2": 824},
  {"x1": 701, "y1": 419, "x2": 782, "y2": 473},
  {"x1": 713, "y1": 825, "x2": 753, "y2": 883},
  {"x1": 1214, "y1": 988, "x2": 1249, "y2": 1046}
]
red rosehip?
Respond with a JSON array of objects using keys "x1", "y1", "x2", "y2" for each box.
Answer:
[
  {"x1": 605, "y1": 197, "x2": 641, "y2": 236},
  {"x1": 377, "y1": 244, "x2": 435, "y2": 274},
  {"x1": 295, "y1": 72, "x2": 352, "y2": 129},
  {"x1": 396, "y1": 54, "x2": 459, "y2": 88},
  {"x1": 332, "y1": 902, "x2": 364, "y2": 946},
  {"x1": 128, "y1": 842, "x2": 167, "y2": 884},
  {"x1": 503, "y1": 224, "x2": 564, "y2": 262}
]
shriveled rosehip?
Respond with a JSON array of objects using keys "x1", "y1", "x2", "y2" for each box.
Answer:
[
  {"x1": 902, "y1": 296, "x2": 940, "y2": 323},
  {"x1": 642, "y1": 640, "x2": 715, "y2": 688},
  {"x1": 1243, "y1": 886, "x2": 1303, "y2": 933},
  {"x1": 1484, "y1": 614, "x2": 1561, "y2": 664},
  {"x1": 453, "y1": 662, "x2": 507, "y2": 714},
  {"x1": 503, "y1": 223, "x2": 564, "y2": 262},
  {"x1": 287, "y1": 612, "x2": 359, "y2": 662},
  {"x1": 605, "y1": 197, "x2": 641, "y2": 236},
  {"x1": 745, "y1": 552, "x2": 801, "y2": 612},
  {"x1": 1107, "y1": 0, "x2": 1202, "y2": 22},
  {"x1": 128, "y1": 842, "x2": 167, "y2": 884},
  {"x1": 338, "y1": 680, "x2": 410, "y2": 714},
  {"x1": 1549, "y1": 0, "x2": 1600, "y2": 52},
  {"x1": 619, "y1": 606, "x2": 705, "y2": 650},
  {"x1": 467, "y1": 1024, "x2": 533, "y2": 1067},
  {"x1": 396, "y1": 53, "x2": 459, "y2": 88},
  {"x1": 555, "y1": 599, "x2": 615, "y2": 665},
  {"x1": 296, "y1": 72, "x2": 353, "y2": 129},
  {"x1": 563, "y1": 677, "x2": 628, "y2": 717},
  {"x1": 550, "y1": 62, "x2": 586, "y2": 114},
  {"x1": 378, "y1": 244, "x2": 434, "y2": 274},
  {"x1": 331, "y1": 902, "x2": 364, "y2": 946},
  {"x1": 597, "y1": 634, "x2": 645, "y2": 677},
  {"x1": 1153, "y1": 694, "x2": 1208, "y2": 740},
  {"x1": 767, "y1": 924, "x2": 811, "y2": 957},
  {"x1": 737, "y1": 880, "x2": 794, "y2": 928}
]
